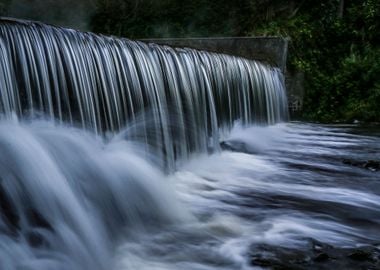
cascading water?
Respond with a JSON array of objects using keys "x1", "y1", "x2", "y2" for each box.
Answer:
[
  {"x1": 0, "y1": 18, "x2": 288, "y2": 168},
  {"x1": 0, "y1": 18, "x2": 289, "y2": 270}
]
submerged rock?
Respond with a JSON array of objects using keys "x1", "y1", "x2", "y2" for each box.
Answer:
[
  {"x1": 220, "y1": 141, "x2": 259, "y2": 154},
  {"x1": 249, "y1": 239, "x2": 380, "y2": 270},
  {"x1": 348, "y1": 249, "x2": 375, "y2": 261},
  {"x1": 343, "y1": 159, "x2": 380, "y2": 172},
  {"x1": 220, "y1": 141, "x2": 248, "y2": 153},
  {"x1": 313, "y1": 252, "x2": 329, "y2": 262}
]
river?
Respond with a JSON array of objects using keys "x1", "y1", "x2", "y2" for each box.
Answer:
[{"x1": 1, "y1": 120, "x2": 379, "y2": 269}]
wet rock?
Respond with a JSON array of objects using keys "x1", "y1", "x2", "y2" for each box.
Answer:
[
  {"x1": 348, "y1": 249, "x2": 374, "y2": 261},
  {"x1": 313, "y1": 252, "x2": 329, "y2": 262},
  {"x1": 220, "y1": 141, "x2": 247, "y2": 152},
  {"x1": 343, "y1": 159, "x2": 380, "y2": 172},
  {"x1": 250, "y1": 243, "x2": 313, "y2": 270},
  {"x1": 364, "y1": 160, "x2": 380, "y2": 171},
  {"x1": 220, "y1": 141, "x2": 259, "y2": 154},
  {"x1": 251, "y1": 253, "x2": 306, "y2": 270},
  {"x1": 249, "y1": 239, "x2": 380, "y2": 270},
  {"x1": 251, "y1": 256, "x2": 274, "y2": 267},
  {"x1": 220, "y1": 141, "x2": 234, "y2": 151}
]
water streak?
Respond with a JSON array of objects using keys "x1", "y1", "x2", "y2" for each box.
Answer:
[
  {"x1": 0, "y1": 18, "x2": 290, "y2": 270},
  {"x1": 0, "y1": 18, "x2": 288, "y2": 168}
]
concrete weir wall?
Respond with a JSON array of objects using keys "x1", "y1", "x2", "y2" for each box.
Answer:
[
  {"x1": 141, "y1": 37, "x2": 303, "y2": 114},
  {"x1": 142, "y1": 37, "x2": 289, "y2": 73}
]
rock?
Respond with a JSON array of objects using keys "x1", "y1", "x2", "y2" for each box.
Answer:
[
  {"x1": 220, "y1": 141, "x2": 237, "y2": 151},
  {"x1": 348, "y1": 249, "x2": 373, "y2": 261},
  {"x1": 249, "y1": 239, "x2": 380, "y2": 270},
  {"x1": 220, "y1": 141, "x2": 253, "y2": 154},
  {"x1": 251, "y1": 256, "x2": 274, "y2": 267},
  {"x1": 250, "y1": 243, "x2": 312, "y2": 269},
  {"x1": 314, "y1": 252, "x2": 329, "y2": 262},
  {"x1": 364, "y1": 160, "x2": 380, "y2": 171},
  {"x1": 310, "y1": 238, "x2": 332, "y2": 252},
  {"x1": 343, "y1": 159, "x2": 380, "y2": 172}
]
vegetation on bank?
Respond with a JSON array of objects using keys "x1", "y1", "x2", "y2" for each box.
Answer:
[
  {"x1": 1, "y1": 0, "x2": 379, "y2": 122},
  {"x1": 251, "y1": 0, "x2": 380, "y2": 123}
]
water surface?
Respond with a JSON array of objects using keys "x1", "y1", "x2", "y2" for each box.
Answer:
[{"x1": 3, "y1": 120, "x2": 379, "y2": 269}]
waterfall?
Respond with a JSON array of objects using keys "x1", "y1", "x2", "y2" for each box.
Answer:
[
  {"x1": 0, "y1": 18, "x2": 288, "y2": 270},
  {"x1": 0, "y1": 18, "x2": 288, "y2": 166}
]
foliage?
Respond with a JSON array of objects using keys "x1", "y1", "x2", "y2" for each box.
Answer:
[
  {"x1": 90, "y1": 0, "x2": 380, "y2": 122},
  {"x1": 248, "y1": 0, "x2": 380, "y2": 122},
  {"x1": 0, "y1": 0, "x2": 11, "y2": 16},
  {"x1": 254, "y1": 0, "x2": 380, "y2": 122},
  {"x1": 90, "y1": 0, "x2": 259, "y2": 38}
]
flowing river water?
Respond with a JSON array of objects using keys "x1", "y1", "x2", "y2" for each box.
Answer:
[
  {"x1": 116, "y1": 122, "x2": 380, "y2": 270},
  {"x1": 1, "y1": 119, "x2": 379, "y2": 270}
]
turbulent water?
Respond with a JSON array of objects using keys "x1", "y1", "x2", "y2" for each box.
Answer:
[
  {"x1": 1, "y1": 120, "x2": 379, "y2": 270},
  {"x1": 1, "y1": 19, "x2": 380, "y2": 270},
  {"x1": 0, "y1": 18, "x2": 287, "y2": 170}
]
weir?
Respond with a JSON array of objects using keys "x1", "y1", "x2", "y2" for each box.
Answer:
[
  {"x1": 142, "y1": 37, "x2": 289, "y2": 72},
  {"x1": 0, "y1": 18, "x2": 288, "y2": 167},
  {"x1": 143, "y1": 37, "x2": 304, "y2": 113}
]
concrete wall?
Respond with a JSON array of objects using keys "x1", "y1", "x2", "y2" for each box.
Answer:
[
  {"x1": 141, "y1": 37, "x2": 289, "y2": 72},
  {"x1": 286, "y1": 71, "x2": 305, "y2": 116}
]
